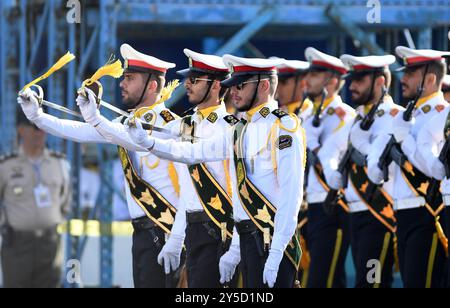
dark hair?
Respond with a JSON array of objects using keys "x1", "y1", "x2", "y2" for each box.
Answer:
[
  {"x1": 372, "y1": 68, "x2": 392, "y2": 89},
  {"x1": 150, "y1": 74, "x2": 164, "y2": 93},
  {"x1": 332, "y1": 72, "x2": 345, "y2": 92},
  {"x1": 259, "y1": 74, "x2": 278, "y2": 96},
  {"x1": 426, "y1": 60, "x2": 447, "y2": 86}
]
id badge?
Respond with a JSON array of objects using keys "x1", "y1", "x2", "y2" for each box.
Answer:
[{"x1": 34, "y1": 184, "x2": 52, "y2": 208}]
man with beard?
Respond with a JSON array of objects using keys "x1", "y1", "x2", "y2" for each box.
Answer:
[
  {"x1": 323, "y1": 54, "x2": 398, "y2": 288},
  {"x1": 367, "y1": 46, "x2": 450, "y2": 288},
  {"x1": 154, "y1": 49, "x2": 239, "y2": 288},
  {"x1": 274, "y1": 58, "x2": 313, "y2": 122},
  {"x1": 127, "y1": 55, "x2": 305, "y2": 288},
  {"x1": 414, "y1": 32, "x2": 450, "y2": 288},
  {"x1": 18, "y1": 44, "x2": 183, "y2": 288},
  {"x1": 301, "y1": 47, "x2": 355, "y2": 288}
]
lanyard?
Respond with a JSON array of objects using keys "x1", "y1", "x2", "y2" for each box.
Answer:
[{"x1": 31, "y1": 160, "x2": 43, "y2": 185}]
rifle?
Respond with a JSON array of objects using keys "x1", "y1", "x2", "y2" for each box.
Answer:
[
  {"x1": 323, "y1": 87, "x2": 387, "y2": 214},
  {"x1": 360, "y1": 86, "x2": 388, "y2": 130},
  {"x1": 377, "y1": 92, "x2": 422, "y2": 182},
  {"x1": 312, "y1": 88, "x2": 328, "y2": 127},
  {"x1": 322, "y1": 146, "x2": 353, "y2": 215}
]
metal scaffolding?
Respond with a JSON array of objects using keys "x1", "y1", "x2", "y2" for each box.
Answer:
[{"x1": 1, "y1": 0, "x2": 449, "y2": 287}]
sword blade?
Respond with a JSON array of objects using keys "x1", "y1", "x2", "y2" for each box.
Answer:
[
  {"x1": 99, "y1": 100, "x2": 130, "y2": 117},
  {"x1": 41, "y1": 100, "x2": 83, "y2": 119},
  {"x1": 98, "y1": 99, "x2": 202, "y2": 142}
]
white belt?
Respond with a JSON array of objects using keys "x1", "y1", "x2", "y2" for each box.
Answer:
[
  {"x1": 348, "y1": 201, "x2": 369, "y2": 213},
  {"x1": 306, "y1": 192, "x2": 328, "y2": 204},
  {"x1": 443, "y1": 195, "x2": 450, "y2": 206},
  {"x1": 395, "y1": 197, "x2": 426, "y2": 211}
]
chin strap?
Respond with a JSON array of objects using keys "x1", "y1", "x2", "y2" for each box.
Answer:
[
  {"x1": 133, "y1": 73, "x2": 152, "y2": 108},
  {"x1": 248, "y1": 75, "x2": 262, "y2": 110}
]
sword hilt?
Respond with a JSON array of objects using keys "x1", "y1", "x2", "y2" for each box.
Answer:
[
  {"x1": 21, "y1": 84, "x2": 44, "y2": 106},
  {"x1": 78, "y1": 80, "x2": 103, "y2": 107}
]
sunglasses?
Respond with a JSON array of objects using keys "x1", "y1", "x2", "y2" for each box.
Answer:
[
  {"x1": 188, "y1": 76, "x2": 213, "y2": 85},
  {"x1": 235, "y1": 78, "x2": 269, "y2": 91}
]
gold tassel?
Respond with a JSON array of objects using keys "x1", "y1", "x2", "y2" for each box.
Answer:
[
  {"x1": 393, "y1": 235, "x2": 400, "y2": 273},
  {"x1": 85, "y1": 56, "x2": 124, "y2": 86},
  {"x1": 435, "y1": 216, "x2": 449, "y2": 257},
  {"x1": 168, "y1": 162, "x2": 180, "y2": 197},
  {"x1": 299, "y1": 235, "x2": 311, "y2": 271},
  {"x1": 156, "y1": 79, "x2": 180, "y2": 105},
  {"x1": 22, "y1": 51, "x2": 75, "y2": 91}
]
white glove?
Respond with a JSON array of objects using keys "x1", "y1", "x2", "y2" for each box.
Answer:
[
  {"x1": 126, "y1": 118, "x2": 155, "y2": 149},
  {"x1": 393, "y1": 113, "x2": 415, "y2": 143},
  {"x1": 77, "y1": 88, "x2": 100, "y2": 126},
  {"x1": 367, "y1": 162, "x2": 384, "y2": 185},
  {"x1": 350, "y1": 121, "x2": 371, "y2": 154},
  {"x1": 328, "y1": 170, "x2": 343, "y2": 190},
  {"x1": 303, "y1": 118, "x2": 324, "y2": 150},
  {"x1": 219, "y1": 246, "x2": 240, "y2": 284},
  {"x1": 157, "y1": 234, "x2": 184, "y2": 274},
  {"x1": 17, "y1": 88, "x2": 43, "y2": 122},
  {"x1": 263, "y1": 249, "x2": 283, "y2": 288}
]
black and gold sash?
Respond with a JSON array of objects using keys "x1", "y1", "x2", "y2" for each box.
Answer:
[
  {"x1": 182, "y1": 115, "x2": 236, "y2": 240},
  {"x1": 312, "y1": 159, "x2": 350, "y2": 213},
  {"x1": 348, "y1": 161, "x2": 397, "y2": 233},
  {"x1": 118, "y1": 147, "x2": 177, "y2": 234},
  {"x1": 391, "y1": 145, "x2": 448, "y2": 252},
  {"x1": 396, "y1": 157, "x2": 445, "y2": 217},
  {"x1": 233, "y1": 116, "x2": 302, "y2": 270}
]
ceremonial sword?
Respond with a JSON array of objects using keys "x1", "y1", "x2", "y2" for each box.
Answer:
[{"x1": 22, "y1": 85, "x2": 200, "y2": 141}]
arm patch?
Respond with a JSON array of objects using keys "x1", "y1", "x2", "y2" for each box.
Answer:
[{"x1": 276, "y1": 135, "x2": 293, "y2": 150}]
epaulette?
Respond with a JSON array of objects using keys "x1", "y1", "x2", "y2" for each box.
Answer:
[
  {"x1": 160, "y1": 110, "x2": 176, "y2": 123},
  {"x1": 223, "y1": 114, "x2": 239, "y2": 126},
  {"x1": 0, "y1": 152, "x2": 18, "y2": 163},
  {"x1": 390, "y1": 108, "x2": 400, "y2": 117},
  {"x1": 436, "y1": 104, "x2": 446, "y2": 113},
  {"x1": 271, "y1": 109, "x2": 289, "y2": 119},
  {"x1": 276, "y1": 111, "x2": 300, "y2": 133},
  {"x1": 49, "y1": 151, "x2": 67, "y2": 160},
  {"x1": 334, "y1": 107, "x2": 347, "y2": 121}
]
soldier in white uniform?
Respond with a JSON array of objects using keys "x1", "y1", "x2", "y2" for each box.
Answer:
[
  {"x1": 149, "y1": 49, "x2": 237, "y2": 287},
  {"x1": 17, "y1": 44, "x2": 182, "y2": 288},
  {"x1": 323, "y1": 54, "x2": 399, "y2": 288},
  {"x1": 301, "y1": 47, "x2": 354, "y2": 288},
  {"x1": 367, "y1": 46, "x2": 450, "y2": 288},
  {"x1": 415, "y1": 102, "x2": 450, "y2": 288},
  {"x1": 127, "y1": 55, "x2": 305, "y2": 288},
  {"x1": 274, "y1": 58, "x2": 313, "y2": 122}
]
